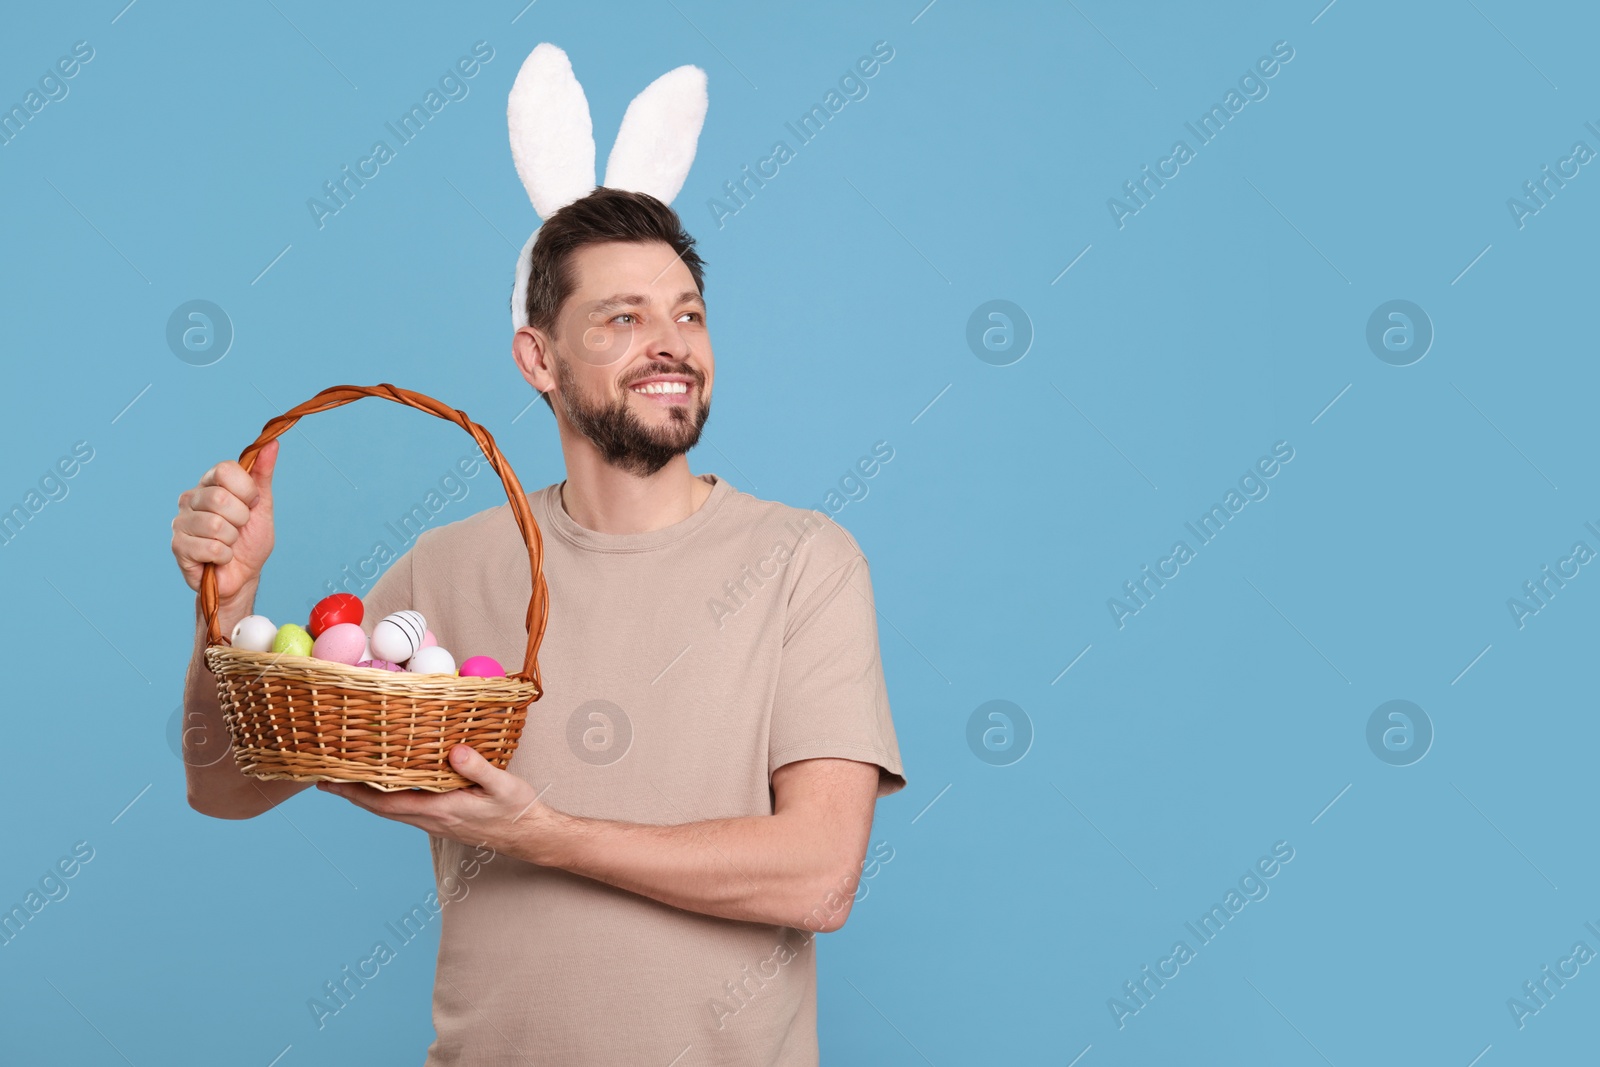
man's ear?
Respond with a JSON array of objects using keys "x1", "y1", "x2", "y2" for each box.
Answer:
[{"x1": 513, "y1": 325, "x2": 557, "y2": 397}]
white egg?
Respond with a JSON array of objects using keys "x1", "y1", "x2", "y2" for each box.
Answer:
[
  {"x1": 371, "y1": 609, "x2": 426, "y2": 663},
  {"x1": 230, "y1": 614, "x2": 278, "y2": 653},
  {"x1": 406, "y1": 645, "x2": 456, "y2": 675}
]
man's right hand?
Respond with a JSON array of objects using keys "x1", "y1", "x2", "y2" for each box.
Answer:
[{"x1": 171, "y1": 438, "x2": 279, "y2": 608}]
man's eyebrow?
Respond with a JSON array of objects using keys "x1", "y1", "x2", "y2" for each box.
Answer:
[{"x1": 588, "y1": 291, "x2": 705, "y2": 315}]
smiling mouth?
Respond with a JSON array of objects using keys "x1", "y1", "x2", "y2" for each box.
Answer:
[{"x1": 630, "y1": 381, "x2": 690, "y2": 395}]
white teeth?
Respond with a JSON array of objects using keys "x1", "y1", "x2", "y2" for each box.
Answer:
[{"x1": 632, "y1": 381, "x2": 688, "y2": 395}]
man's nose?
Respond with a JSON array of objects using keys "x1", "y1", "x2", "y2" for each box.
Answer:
[{"x1": 640, "y1": 315, "x2": 694, "y2": 362}]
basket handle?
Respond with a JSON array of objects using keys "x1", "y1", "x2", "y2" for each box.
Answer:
[{"x1": 199, "y1": 382, "x2": 549, "y2": 690}]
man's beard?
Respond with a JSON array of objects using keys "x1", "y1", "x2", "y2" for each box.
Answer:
[{"x1": 551, "y1": 354, "x2": 711, "y2": 477}]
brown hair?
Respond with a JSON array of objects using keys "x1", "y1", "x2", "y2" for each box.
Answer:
[{"x1": 521, "y1": 187, "x2": 706, "y2": 409}]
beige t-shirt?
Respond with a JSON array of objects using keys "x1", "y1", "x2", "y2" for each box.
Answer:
[{"x1": 359, "y1": 472, "x2": 906, "y2": 1065}]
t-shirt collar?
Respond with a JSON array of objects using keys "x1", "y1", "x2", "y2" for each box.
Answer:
[{"x1": 541, "y1": 473, "x2": 730, "y2": 553}]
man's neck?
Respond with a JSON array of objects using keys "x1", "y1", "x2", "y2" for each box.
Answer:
[{"x1": 557, "y1": 450, "x2": 712, "y2": 535}]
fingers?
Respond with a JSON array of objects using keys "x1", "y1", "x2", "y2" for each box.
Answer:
[
  {"x1": 175, "y1": 443, "x2": 278, "y2": 593},
  {"x1": 318, "y1": 781, "x2": 434, "y2": 820},
  {"x1": 172, "y1": 530, "x2": 235, "y2": 568},
  {"x1": 196, "y1": 456, "x2": 262, "y2": 509},
  {"x1": 174, "y1": 461, "x2": 257, "y2": 571},
  {"x1": 448, "y1": 744, "x2": 503, "y2": 791},
  {"x1": 184, "y1": 441, "x2": 274, "y2": 525},
  {"x1": 318, "y1": 780, "x2": 379, "y2": 809},
  {"x1": 172, "y1": 505, "x2": 242, "y2": 549},
  {"x1": 170, "y1": 499, "x2": 243, "y2": 584},
  {"x1": 328, "y1": 780, "x2": 371, "y2": 799},
  {"x1": 182, "y1": 483, "x2": 251, "y2": 530}
]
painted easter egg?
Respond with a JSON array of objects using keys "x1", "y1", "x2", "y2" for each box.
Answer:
[
  {"x1": 270, "y1": 623, "x2": 313, "y2": 657},
  {"x1": 230, "y1": 614, "x2": 277, "y2": 653},
  {"x1": 371, "y1": 610, "x2": 426, "y2": 664},
  {"x1": 312, "y1": 622, "x2": 367, "y2": 666},
  {"x1": 406, "y1": 645, "x2": 456, "y2": 675},
  {"x1": 458, "y1": 655, "x2": 505, "y2": 678},
  {"x1": 308, "y1": 593, "x2": 363, "y2": 638}
]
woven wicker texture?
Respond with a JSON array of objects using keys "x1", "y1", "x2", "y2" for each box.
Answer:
[{"x1": 199, "y1": 383, "x2": 549, "y2": 792}]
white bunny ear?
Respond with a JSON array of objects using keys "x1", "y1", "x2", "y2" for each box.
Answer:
[
  {"x1": 508, "y1": 49, "x2": 708, "y2": 332},
  {"x1": 602, "y1": 64, "x2": 708, "y2": 203},
  {"x1": 507, "y1": 43, "x2": 597, "y2": 218}
]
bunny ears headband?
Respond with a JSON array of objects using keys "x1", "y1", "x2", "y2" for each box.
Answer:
[{"x1": 507, "y1": 43, "x2": 709, "y2": 331}]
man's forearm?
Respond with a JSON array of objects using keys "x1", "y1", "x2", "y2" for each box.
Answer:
[
  {"x1": 183, "y1": 585, "x2": 309, "y2": 819},
  {"x1": 511, "y1": 805, "x2": 859, "y2": 931}
]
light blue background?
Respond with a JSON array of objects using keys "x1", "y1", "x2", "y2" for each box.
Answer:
[{"x1": 2, "y1": 1, "x2": 1595, "y2": 1063}]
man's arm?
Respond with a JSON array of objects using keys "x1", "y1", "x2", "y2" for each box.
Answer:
[
  {"x1": 319, "y1": 750, "x2": 883, "y2": 931},
  {"x1": 183, "y1": 586, "x2": 313, "y2": 819},
  {"x1": 172, "y1": 439, "x2": 312, "y2": 820},
  {"x1": 529, "y1": 756, "x2": 881, "y2": 931}
]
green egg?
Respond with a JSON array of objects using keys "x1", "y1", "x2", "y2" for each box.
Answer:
[{"x1": 271, "y1": 623, "x2": 314, "y2": 657}]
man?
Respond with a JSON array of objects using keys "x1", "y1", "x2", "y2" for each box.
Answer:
[{"x1": 171, "y1": 187, "x2": 906, "y2": 1065}]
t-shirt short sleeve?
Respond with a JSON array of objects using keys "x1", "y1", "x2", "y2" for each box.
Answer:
[
  {"x1": 769, "y1": 553, "x2": 907, "y2": 798},
  {"x1": 359, "y1": 547, "x2": 416, "y2": 636}
]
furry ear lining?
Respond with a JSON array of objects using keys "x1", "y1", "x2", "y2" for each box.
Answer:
[
  {"x1": 603, "y1": 64, "x2": 708, "y2": 205},
  {"x1": 507, "y1": 43, "x2": 597, "y2": 218},
  {"x1": 511, "y1": 230, "x2": 539, "y2": 331}
]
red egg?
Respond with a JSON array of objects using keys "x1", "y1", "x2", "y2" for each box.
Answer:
[{"x1": 308, "y1": 593, "x2": 363, "y2": 638}]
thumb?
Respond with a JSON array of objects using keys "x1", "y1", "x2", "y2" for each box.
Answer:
[
  {"x1": 250, "y1": 439, "x2": 279, "y2": 497},
  {"x1": 449, "y1": 744, "x2": 506, "y2": 790}
]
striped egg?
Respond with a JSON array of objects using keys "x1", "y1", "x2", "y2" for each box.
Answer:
[{"x1": 371, "y1": 609, "x2": 427, "y2": 664}]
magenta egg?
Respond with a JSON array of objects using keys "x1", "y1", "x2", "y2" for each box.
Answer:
[{"x1": 458, "y1": 655, "x2": 505, "y2": 678}]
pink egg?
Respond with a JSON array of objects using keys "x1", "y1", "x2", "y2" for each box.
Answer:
[
  {"x1": 354, "y1": 659, "x2": 405, "y2": 672},
  {"x1": 312, "y1": 622, "x2": 368, "y2": 666},
  {"x1": 458, "y1": 655, "x2": 505, "y2": 678},
  {"x1": 420, "y1": 629, "x2": 437, "y2": 649}
]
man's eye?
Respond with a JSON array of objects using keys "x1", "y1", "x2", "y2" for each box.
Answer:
[
  {"x1": 679, "y1": 312, "x2": 703, "y2": 323},
  {"x1": 611, "y1": 313, "x2": 636, "y2": 325}
]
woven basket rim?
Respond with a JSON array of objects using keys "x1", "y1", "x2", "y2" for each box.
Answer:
[{"x1": 203, "y1": 644, "x2": 541, "y2": 699}]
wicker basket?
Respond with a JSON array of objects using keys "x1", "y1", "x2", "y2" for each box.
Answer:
[{"x1": 200, "y1": 383, "x2": 549, "y2": 792}]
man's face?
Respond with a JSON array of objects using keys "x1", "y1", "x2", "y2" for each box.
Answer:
[{"x1": 541, "y1": 240, "x2": 713, "y2": 477}]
